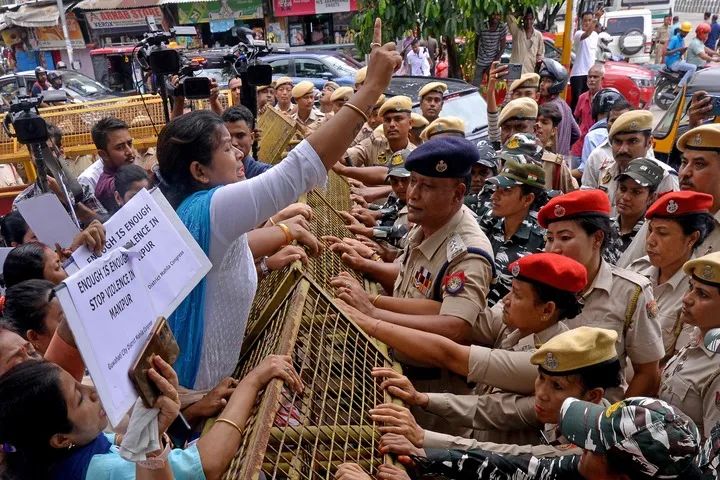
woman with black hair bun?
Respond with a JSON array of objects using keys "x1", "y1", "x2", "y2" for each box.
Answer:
[{"x1": 538, "y1": 189, "x2": 663, "y2": 399}]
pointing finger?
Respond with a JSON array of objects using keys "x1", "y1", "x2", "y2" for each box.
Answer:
[{"x1": 373, "y1": 18, "x2": 382, "y2": 46}]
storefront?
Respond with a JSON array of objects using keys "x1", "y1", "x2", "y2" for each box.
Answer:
[
  {"x1": 177, "y1": 0, "x2": 264, "y2": 48},
  {"x1": 83, "y1": 7, "x2": 168, "y2": 46},
  {"x1": 270, "y1": 0, "x2": 357, "y2": 47}
]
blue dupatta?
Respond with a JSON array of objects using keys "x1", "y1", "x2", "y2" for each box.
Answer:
[
  {"x1": 50, "y1": 433, "x2": 112, "y2": 480},
  {"x1": 170, "y1": 187, "x2": 220, "y2": 387}
]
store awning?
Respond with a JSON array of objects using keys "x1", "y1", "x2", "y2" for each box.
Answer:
[
  {"x1": 74, "y1": 0, "x2": 214, "y2": 8},
  {"x1": 4, "y1": 4, "x2": 59, "y2": 28}
]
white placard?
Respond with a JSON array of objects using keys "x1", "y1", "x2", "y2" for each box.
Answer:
[
  {"x1": 69, "y1": 188, "x2": 211, "y2": 317},
  {"x1": 57, "y1": 188, "x2": 212, "y2": 425},
  {"x1": 57, "y1": 249, "x2": 156, "y2": 426},
  {"x1": 16, "y1": 193, "x2": 80, "y2": 249}
]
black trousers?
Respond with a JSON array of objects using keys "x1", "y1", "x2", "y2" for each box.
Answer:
[{"x1": 569, "y1": 75, "x2": 588, "y2": 112}]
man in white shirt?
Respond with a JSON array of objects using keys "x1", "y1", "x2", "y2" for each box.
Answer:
[
  {"x1": 569, "y1": 9, "x2": 602, "y2": 111},
  {"x1": 406, "y1": 39, "x2": 431, "y2": 76}
]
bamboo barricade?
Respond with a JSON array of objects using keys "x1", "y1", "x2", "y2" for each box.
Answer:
[{"x1": 226, "y1": 171, "x2": 402, "y2": 479}]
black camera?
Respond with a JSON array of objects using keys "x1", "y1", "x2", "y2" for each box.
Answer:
[
  {"x1": 3, "y1": 96, "x2": 48, "y2": 145},
  {"x1": 173, "y1": 77, "x2": 211, "y2": 99}
]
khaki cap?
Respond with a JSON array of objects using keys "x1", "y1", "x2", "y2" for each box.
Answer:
[
  {"x1": 378, "y1": 96, "x2": 413, "y2": 117},
  {"x1": 420, "y1": 116, "x2": 465, "y2": 141},
  {"x1": 274, "y1": 76, "x2": 293, "y2": 88},
  {"x1": 498, "y1": 97, "x2": 539, "y2": 126},
  {"x1": 508, "y1": 73, "x2": 540, "y2": 93},
  {"x1": 411, "y1": 113, "x2": 429, "y2": 129},
  {"x1": 374, "y1": 94, "x2": 386, "y2": 109},
  {"x1": 355, "y1": 66, "x2": 367, "y2": 85},
  {"x1": 331, "y1": 86, "x2": 354, "y2": 102},
  {"x1": 531, "y1": 327, "x2": 619, "y2": 374},
  {"x1": 418, "y1": 81, "x2": 447, "y2": 99},
  {"x1": 608, "y1": 110, "x2": 654, "y2": 139},
  {"x1": 684, "y1": 251, "x2": 720, "y2": 286},
  {"x1": 677, "y1": 123, "x2": 720, "y2": 152},
  {"x1": 291, "y1": 81, "x2": 314, "y2": 99}
]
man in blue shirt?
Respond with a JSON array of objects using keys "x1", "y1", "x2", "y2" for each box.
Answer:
[
  {"x1": 708, "y1": 14, "x2": 720, "y2": 50},
  {"x1": 666, "y1": 21, "x2": 697, "y2": 88},
  {"x1": 222, "y1": 105, "x2": 273, "y2": 179}
]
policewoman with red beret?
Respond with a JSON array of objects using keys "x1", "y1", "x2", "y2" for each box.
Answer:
[
  {"x1": 538, "y1": 189, "x2": 663, "y2": 399},
  {"x1": 628, "y1": 191, "x2": 716, "y2": 359},
  {"x1": 660, "y1": 251, "x2": 720, "y2": 438},
  {"x1": 338, "y1": 252, "x2": 587, "y2": 445}
]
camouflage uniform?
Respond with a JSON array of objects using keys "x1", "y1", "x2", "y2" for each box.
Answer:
[
  {"x1": 415, "y1": 397, "x2": 705, "y2": 480},
  {"x1": 479, "y1": 213, "x2": 546, "y2": 306},
  {"x1": 605, "y1": 216, "x2": 643, "y2": 265},
  {"x1": 370, "y1": 195, "x2": 409, "y2": 249}
]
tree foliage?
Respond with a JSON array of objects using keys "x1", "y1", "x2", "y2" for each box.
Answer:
[{"x1": 353, "y1": 0, "x2": 562, "y2": 78}]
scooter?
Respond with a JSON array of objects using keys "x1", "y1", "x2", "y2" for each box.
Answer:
[{"x1": 654, "y1": 68, "x2": 685, "y2": 110}]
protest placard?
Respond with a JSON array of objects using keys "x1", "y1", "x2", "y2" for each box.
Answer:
[
  {"x1": 57, "y1": 188, "x2": 211, "y2": 425},
  {"x1": 68, "y1": 188, "x2": 211, "y2": 317},
  {"x1": 16, "y1": 193, "x2": 80, "y2": 249}
]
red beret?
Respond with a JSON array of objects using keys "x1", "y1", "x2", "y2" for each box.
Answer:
[
  {"x1": 645, "y1": 191, "x2": 713, "y2": 219},
  {"x1": 537, "y1": 189, "x2": 611, "y2": 228},
  {"x1": 509, "y1": 253, "x2": 588, "y2": 293}
]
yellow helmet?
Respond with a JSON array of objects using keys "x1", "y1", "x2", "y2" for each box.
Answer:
[{"x1": 679, "y1": 21, "x2": 692, "y2": 33}]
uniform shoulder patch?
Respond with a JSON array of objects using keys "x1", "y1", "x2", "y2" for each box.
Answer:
[
  {"x1": 447, "y1": 233, "x2": 467, "y2": 263},
  {"x1": 646, "y1": 299, "x2": 658, "y2": 319},
  {"x1": 611, "y1": 265, "x2": 652, "y2": 288},
  {"x1": 541, "y1": 151, "x2": 563, "y2": 165}
]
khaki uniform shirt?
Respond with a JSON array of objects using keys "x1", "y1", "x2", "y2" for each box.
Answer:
[
  {"x1": 597, "y1": 158, "x2": 678, "y2": 215},
  {"x1": 618, "y1": 209, "x2": 720, "y2": 269},
  {"x1": 345, "y1": 135, "x2": 416, "y2": 167},
  {"x1": 424, "y1": 322, "x2": 567, "y2": 445},
  {"x1": 630, "y1": 256, "x2": 693, "y2": 358},
  {"x1": 65, "y1": 154, "x2": 97, "y2": 180},
  {"x1": 656, "y1": 25, "x2": 670, "y2": 63},
  {"x1": 273, "y1": 103, "x2": 297, "y2": 116},
  {"x1": 541, "y1": 151, "x2": 577, "y2": 193},
  {"x1": 394, "y1": 205, "x2": 493, "y2": 329},
  {"x1": 350, "y1": 123, "x2": 375, "y2": 147},
  {"x1": 660, "y1": 330, "x2": 720, "y2": 438},
  {"x1": 292, "y1": 108, "x2": 325, "y2": 135},
  {"x1": 565, "y1": 260, "x2": 664, "y2": 396}
]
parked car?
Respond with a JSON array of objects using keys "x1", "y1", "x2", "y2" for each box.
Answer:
[
  {"x1": 262, "y1": 52, "x2": 360, "y2": 89},
  {"x1": 600, "y1": 8, "x2": 653, "y2": 64},
  {"x1": 385, "y1": 76, "x2": 488, "y2": 142},
  {"x1": 602, "y1": 61, "x2": 654, "y2": 108},
  {"x1": 0, "y1": 70, "x2": 118, "y2": 109}
]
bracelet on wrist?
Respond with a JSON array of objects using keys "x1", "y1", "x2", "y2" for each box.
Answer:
[{"x1": 277, "y1": 223, "x2": 294, "y2": 245}]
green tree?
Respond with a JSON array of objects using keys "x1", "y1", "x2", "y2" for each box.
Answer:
[{"x1": 353, "y1": 0, "x2": 560, "y2": 79}]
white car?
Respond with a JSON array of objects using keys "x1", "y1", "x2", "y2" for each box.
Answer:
[{"x1": 600, "y1": 9, "x2": 653, "y2": 64}]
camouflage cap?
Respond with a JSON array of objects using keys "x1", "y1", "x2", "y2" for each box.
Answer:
[
  {"x1": 500, "y1": 133, "x2": 544, "y2": 165},
  {"x1": 560, "y1": 397, "x2": 702, "y2": 478},
  {"x1": 487, "y1": 159, "x2": 545, "y2": 189},
  {"x1": 705, "y1": 328, "x2": 720, "y2": 354},
  {"x1": 615, "y1": 157, "x2": 664, "y2": 189}
]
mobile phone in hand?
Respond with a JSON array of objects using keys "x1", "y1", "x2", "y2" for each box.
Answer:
[
  {"x1": 507, "y1": 64, "x2": 522, "y2": 81},
  {"x1": 709, "y1": 95, "x2": 720, "y2": 117},
  {"x1": 129, "y1": 317, "x2": 180, "y2": 408}
]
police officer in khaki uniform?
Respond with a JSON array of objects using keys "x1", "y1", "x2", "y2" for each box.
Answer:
[
  {"x1": 409, "y1": 113, "x2": 429, "y2": 146},
  {"x1": 597, "y1": 111, "x2": 678, "y2": 215},
  {"x1": 273, "y1": 76, "x2": 296, "y2": 115},
  {"x1": 418, "y1": 81, "x2": 447, "y2": 122},
  {"x1": 420, "y1": 116, "x2": 465, "y2": 142},
  {"x1": 332, "y1": 136, "x2": 493, "y2": 435},
  {"x1": 330, "y1": 86, "x2": 354, "y2": 114},
  {"x1": 507, "y1": 73, "x2": 540, "y2": 100},
  {"x1": 354, "y1": 66, "x2": 367, "y2": 90},
  {"x1": 619, "y1": 124, "x2": 720, "y2": 269},
  {"x1": 538, "y1": 189, "x2": 664, "y2": 399},
  {"x1": 660, "y1": 251, "x2": 720, "y2": 438},
  {"x1": 346, "y1": 252, "x2": 584, "y2": 444},
  {"x1": 628, "y1": 191, "x2": 716, "y2": 360},
  {"x1": 344, "y1": 96, "x2": 416, "y2": 167},
  {"x1": 350, "y1": 94, "x2": 386, "y2": 147},
  {"x1": 497, "y1": 98, "x2": 577, "y2": 193},
  {"x1": 374, "y1": 326, "x2": 620, "y2": 458},
  {"x1": 291, "y1": 81, "x2": 325, "y2": 135}
]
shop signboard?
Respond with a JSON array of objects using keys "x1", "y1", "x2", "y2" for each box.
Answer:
[
  {"x1": 86, "y1": 7, "x2": 164, "y2": 30},
  {"x1": 32, "y1": 14, "x2": 86, "y2": 51},
  {"x1": 178, "y1": 0, "x2": 263, "y2": 23},
  {"x1": 272, "y1": 0, "x2": 357, "y2": 16}
]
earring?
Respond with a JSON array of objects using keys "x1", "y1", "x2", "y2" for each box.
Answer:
[{"x1": 67, "y1": 442, "x2": 75, "y2": 450}]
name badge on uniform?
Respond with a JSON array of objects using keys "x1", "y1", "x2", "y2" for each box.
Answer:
[{"x1": 413, "y1": 266, "x2": 433, "y2": 296}]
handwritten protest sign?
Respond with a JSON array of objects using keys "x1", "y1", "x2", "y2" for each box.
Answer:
[
  {"x1": 57, "y1": 188, "x2": 211, "y2": 425},
  {"x1": 69, "y1": 188, "x2": 211, "y2": 316}
]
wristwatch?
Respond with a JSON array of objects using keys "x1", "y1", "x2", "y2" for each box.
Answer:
[{"x1": 259, "y1": 256, "x2": 270, "y2": 277}]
